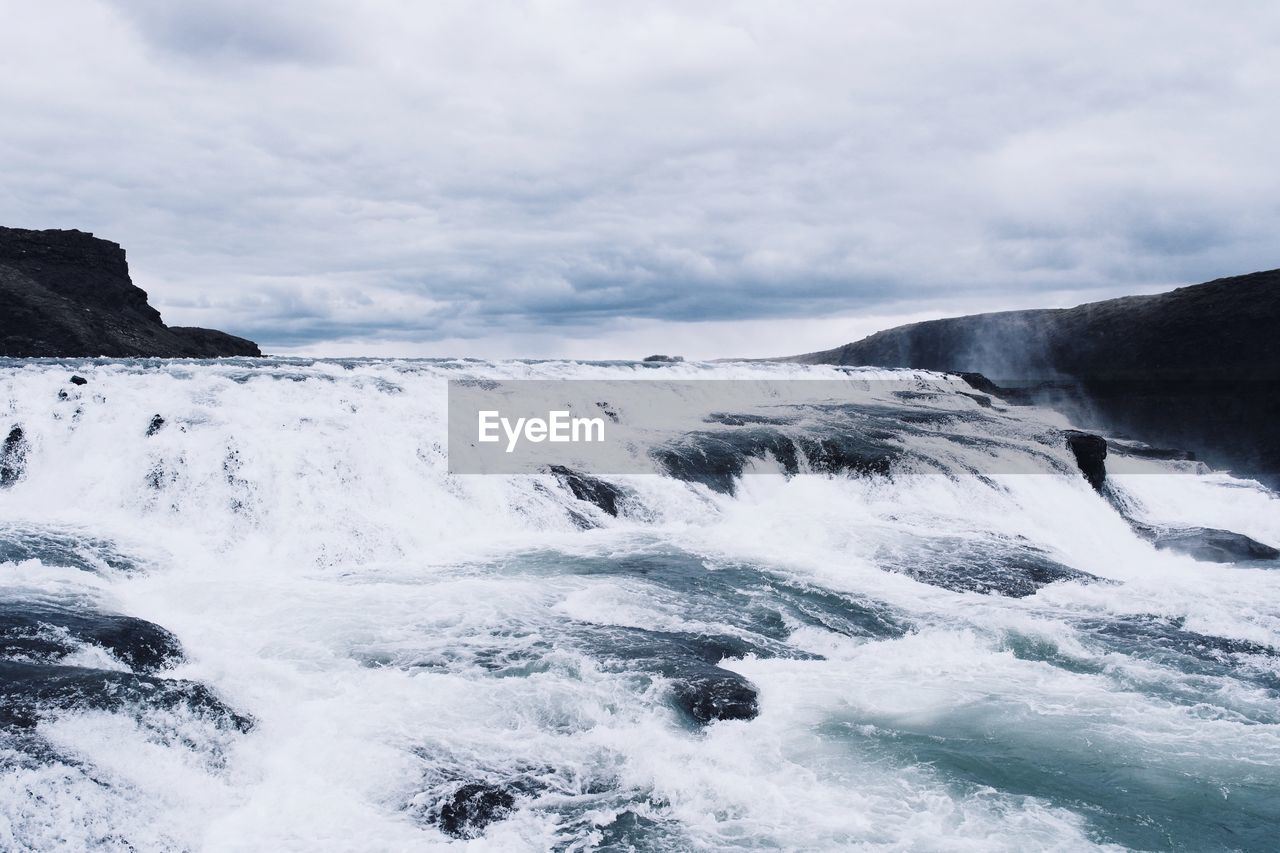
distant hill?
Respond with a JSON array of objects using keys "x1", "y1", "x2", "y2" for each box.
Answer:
[
  {"x1": 784, "y1": 270, "x2": 1280, "y2": 484},
  {"x1": 0, "y1": 227, "x2": 260, "y2": 358}
]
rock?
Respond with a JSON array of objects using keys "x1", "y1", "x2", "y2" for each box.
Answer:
[
  {"x1": 671, "y1": 670, "x2": 760, "y2": 725},
  {"x1": 0, "y1": 226, "x2": 260, "y2": 358},
  {"x1": 1, "y1": 426, "x2": 28, "y2": 487},
  {"x1": 956, "y1": 372, "x2": 1000, "y2": 395},
  {"x1": 642, "y1": 354, "x2": 684, "y2": 363},
  {"x1": 654, "y1": 427, "x2": 895, "y2": 494},
  {"x1": 783, "y1": 269, "x2": 1280, "y2": 486},
  {"x1": 0, "y1": 661, "x2": 253, "y2": 732},
  {"x1": 0, "y1": 600, "x2": 184, "y2": 673},
  {"x1": 882, "y1": 536, "x2": 1099, "y2": 597},
  {"x1": 435, "y1": 782, "x2": 516, "y2": 838},
  {"x1": 549, "y1": 465, "x2": 624, "y2": 517},
  {"x1": 69, "y1": 375, "x2": 87, "y2": 386},
  {"x1": 1139, "y1": 525, "x2": 1280, "y2": 563},
  {"x1": 146, "y1": 414, "x2": 166, "y2": 436},
  {"x1": 1064, "y1": 430, "x2": 1108, "y2": 491}
]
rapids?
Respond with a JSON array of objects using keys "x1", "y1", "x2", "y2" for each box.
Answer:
[{"x1": 1, "y1": 358, "x2": 1278, "y2": 851}]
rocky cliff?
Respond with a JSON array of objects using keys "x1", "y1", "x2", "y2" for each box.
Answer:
[
  {"x1": 0, "y1": 227, "x2": 260, "y2": 358},
  {"x1": 786, "y1": 270, "x2": 1280, "y2": 484}
]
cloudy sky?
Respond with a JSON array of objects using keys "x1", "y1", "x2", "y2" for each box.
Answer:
[{"x1": 2, "y1": 2, "x2": 1277, "y2": 358}]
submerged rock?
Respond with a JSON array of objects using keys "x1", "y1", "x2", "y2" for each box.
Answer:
[
  {"x1": 146, "y1": 414, "x2": 166, "y2": 436},
  {"x1": 0, "y1": 524, "x2": 142, "y2": 574},
  {"x1": 0, "y1": 661, "x2": 253, "y2": 732},
  {"x1": 0, "y1": 600, "x2": 184, "y2": 672},
  {"x1": 654, "y1": 427, "x2": 896, "y2": 494},
  {"x1": 69, "y1": 375, "x2": 87, "y2": 386},
  {"x1": 882, "y1": 536, "x2": 1099, "y2": 598},
  {"x1": 1138, "y1": 525, "x2": 1280, "y2": 563},
  {"x1": 434, "y1": 782, "x2": 516, "y2": 838},
  {"x1": 577, "y1": 625, "x2": 768, "y2": 726},
  {"x1": 1064, "y1": 430, "x2": 1107, "y2": 492}
]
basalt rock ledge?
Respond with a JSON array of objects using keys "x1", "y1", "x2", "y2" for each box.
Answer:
[{"x1": 1, "y1": 227, "x2": 260, "y2": 358}]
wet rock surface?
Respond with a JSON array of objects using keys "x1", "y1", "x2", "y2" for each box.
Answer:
[
  {"x1": 549, "y1": 465, "x2": 626, "y2": 517},
  {"x1": 0, "y1": 598, "x2": 184, "y2": 672},
  {"x1": 1, "y1": 425, "x2": 27, "y2": 487},
  {"x1": 879, "y1": 536, "x2": 1099, "y2": 597},
  {"x1": 433, "y1": 782, "x2": 517, "y2": 838},
  {"x1": 670, "y1": 670, "x2": 760, "y2": 725},
  {"x1": 1137, "y1": 525, "x2": 1280, "y2": 563},
  {"x1": 0, "y1": 661, "x2": 252, "y2": 732},
  {"x1": 0, "y1": 530, "x2": 253, "y2": 748},
  {"x1": 1064, "y1": 430, "x2": 1108, "y2": 492}
]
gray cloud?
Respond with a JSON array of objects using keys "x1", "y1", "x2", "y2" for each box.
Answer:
[
  {"x1": 108, "y1": 0, "x2": 348, "y2": 64},
  {"x1": 2, "y1": 1, "x2": 1278, "y2": 355}
]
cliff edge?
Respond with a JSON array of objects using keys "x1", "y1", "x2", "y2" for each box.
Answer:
[{"x1": 0, "y1": 227, "x2": 260, "y2": 358}]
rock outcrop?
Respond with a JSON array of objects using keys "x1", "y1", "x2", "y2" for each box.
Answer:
[
  {"x1": 785, "y1": 270, "x2": 1280, "y2": 484},
  {"x1": 0, "y1": 226, "x2": 260, "y2": 358},
  {"x1": 1064, "y1": 431, "x2": 1108, "y2": 492}
]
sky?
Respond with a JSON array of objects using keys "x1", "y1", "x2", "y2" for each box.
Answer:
[{"x1": 1, "y1": 1, "x2": 1277, "y2": 359}]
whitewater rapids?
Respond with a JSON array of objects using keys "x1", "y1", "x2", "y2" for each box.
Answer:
[{"x1": 1, "y1": 358, "x2": 1279, "y2": 851}]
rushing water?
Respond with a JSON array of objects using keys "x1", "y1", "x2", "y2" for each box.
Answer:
[{"x1": 1, "y1": 358, "x2": 1279, "y2": 852}]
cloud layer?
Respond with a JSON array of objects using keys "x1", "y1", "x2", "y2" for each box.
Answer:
[{"x1": 2, "y1": 1, "x2": 1278, "y2": 356}]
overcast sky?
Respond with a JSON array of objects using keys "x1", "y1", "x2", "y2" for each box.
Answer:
[{"x1": 2, "y1": 2, "x2": 1277, "y2": 358}]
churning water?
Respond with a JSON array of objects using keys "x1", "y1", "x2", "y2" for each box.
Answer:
[{"x1": 1, "y1": 358, "x2": 1279, "y2": 851}]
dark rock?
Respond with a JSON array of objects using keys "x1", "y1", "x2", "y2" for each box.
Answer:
[
  {"x1": 0, "y1": 226, "x2": 260, "y2": 358},
  {"x1": 1064, "y1": 430, "x2": 1108, "y2": 491},
  {"x1": 549, "y1": 465, "x2": 625, "y2": 517},
  {"x1": 1, "y1": 426, "x2": 28, "y2": 487},
  {"x1": 0, "y1": 660, "x2": 252, "y2": 732},
  {"x1": 69, "y1": 375, "x2": 87, "y2": 385},
  {"x1": 957, "y1": 372, "x2": 1003, "y2": 396},
  {"x1": 642, "y1": 354, "x2": 684, "y2": 363},
  {"x1": 654, "y1": 427, "x2": 895, "y2": 494},
  {"x1": 146, "y1": 414, "x2": 166, "y2": 436},
  {"x1": 880, "y1": 536, "x2": 1099, "y2": 597},
  {"x1": 0, "y1": 600, "x2": 184, "y2": 672},
  {"x1": 670, "y1": 670, "x2": 759, "y2": 725},
  {"x1": 1136, "y1": 525, "x2": 1280, "y2": 563},
  {"x1": 784, "y1": 269, "x2": 1280, "y2": 486},
  {"x1": 435, "y1": 782, "x2": 515, "y2": 838}
]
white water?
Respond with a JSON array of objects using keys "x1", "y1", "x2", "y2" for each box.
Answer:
[{"x1": 2, "y1": 359, "x2": 1279, "y2": 851}]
